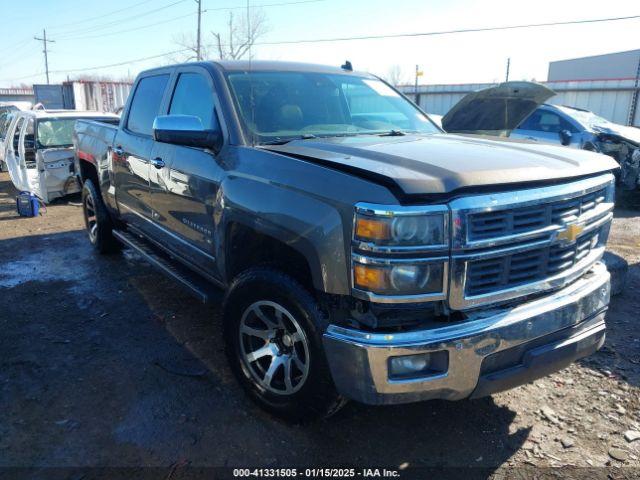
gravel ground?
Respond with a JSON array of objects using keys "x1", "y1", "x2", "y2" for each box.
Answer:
[{"x1": 0, "y1": 171, "x2": 639, "y2": 478}]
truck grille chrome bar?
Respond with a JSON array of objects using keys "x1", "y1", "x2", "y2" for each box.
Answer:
[
  {"x1": 466, "y1": 228, "x2": 601, "y2": 296},
  {"x1": 448, "y1": 173, "x2": 615, "y2": 310}
]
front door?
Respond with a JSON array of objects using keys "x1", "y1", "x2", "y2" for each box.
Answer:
[
  {"x1": 511, "y1": 109, "x2": 578, "y2": 147},
  {"x1": 5, "y1": 116, "x2": 29, "y2": 193},
  {"x1": 149, "y1": 68, "x2": 223, "y2": 277},
  {"x1": 112, "y1": 73, "x2": 170, "y2": 233}
]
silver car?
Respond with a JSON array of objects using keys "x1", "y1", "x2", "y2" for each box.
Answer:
[{"x1": 441, "y1": 83, "x2": 640, "y2": 190}]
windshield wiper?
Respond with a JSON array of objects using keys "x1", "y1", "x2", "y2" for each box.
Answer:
[
  {"x1": 260, "y1": 134, "x2": 317, "y2": 146},
  {"x1": 378, "y1": 130, "x2": 407, "y2": 137}
]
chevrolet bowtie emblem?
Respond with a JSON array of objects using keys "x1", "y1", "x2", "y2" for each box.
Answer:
[{"x1": 556, "y1": 224, "x2": 584, "y2": 243}]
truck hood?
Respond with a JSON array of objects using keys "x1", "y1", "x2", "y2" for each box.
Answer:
[
  {"x1": 262, "y1": 133, "x2": 619, "y2": 196},
  {"x1": 442, "y1": 81, "x2": 556, "y2": 135}
]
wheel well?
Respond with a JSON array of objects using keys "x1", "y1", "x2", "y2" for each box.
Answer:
[
  {"x1": 226, "y1": 223, "x2": 315, "y2": 291},
  {"x1": 79, "y1": 160, "x2": 99, "y2": 190}
]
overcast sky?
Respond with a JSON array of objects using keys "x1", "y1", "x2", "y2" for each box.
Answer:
[{"x1": 0, "y1": 0, "x2": 637, "y2": 87}]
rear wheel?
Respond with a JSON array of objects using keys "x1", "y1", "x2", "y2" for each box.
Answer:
[
  {"x1": 82, "y1": 179, "x2": 120, "y2": 254},
  {"x1": 223, "y1": 267, "x2": 345, "y2": 421}
]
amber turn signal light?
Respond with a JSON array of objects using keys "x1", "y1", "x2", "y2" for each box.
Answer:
[
  {"x1": 355, "y1": 217, "x2": 390, "y2": 241},
  {"x1": 354, "y1": 264, "x2": 387, "y2": 291}
]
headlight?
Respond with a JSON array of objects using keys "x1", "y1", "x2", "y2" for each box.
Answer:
[
  {"x1": 354, "y1": 204, "x2": 447, "y2": 248},
  {"x1": 352, "y1": 203, "x2": 449, "y2": 300},
  {"x1": 353, "y1": 256, "x2": 445, "y2": 297}
]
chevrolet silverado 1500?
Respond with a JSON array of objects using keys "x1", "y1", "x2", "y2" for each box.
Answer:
[{"x1": 74, "y1": 61, "x2": 618, "y2": 420}]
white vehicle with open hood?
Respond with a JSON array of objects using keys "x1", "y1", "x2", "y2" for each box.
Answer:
[{"x1": 2, "y1": 110, "x2": 119, "y2": 203}]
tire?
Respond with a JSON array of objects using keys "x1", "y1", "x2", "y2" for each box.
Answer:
[
  {"x1": 223, "y1": 267, "x2": 345, "y2": 421},
  {"x1": 82, "y1": 178, "x2": 120, "y2": 254}
]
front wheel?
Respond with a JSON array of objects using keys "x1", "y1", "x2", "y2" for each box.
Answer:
[
  {"x1": 82, "y1": 179, "x2": 120, "y2": 254},
  {"x1": 223, "y1": 268, "x2": 345, "y2": 421}
]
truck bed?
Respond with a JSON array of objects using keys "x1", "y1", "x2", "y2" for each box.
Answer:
[{"x1": 73, "y1": 119, "x2": 119, "y2": 169}]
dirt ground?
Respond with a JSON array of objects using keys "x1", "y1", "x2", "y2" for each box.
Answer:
[{"x1": 0, "y1": 171, "x2": 639, "y2": 478}]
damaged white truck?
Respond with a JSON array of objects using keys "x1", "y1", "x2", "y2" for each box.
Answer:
[{"x1": 2, "y1": 110, "x2": 118, "y2": 203}]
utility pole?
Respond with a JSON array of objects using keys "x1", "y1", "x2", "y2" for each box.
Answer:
[
  {"x1": 414, "y1": 64, "x2": 421, "y2": 104},
  {"x1": 196, "y1": 0, "x2": 202, "y2": 60},
  {"x1": 505, "y1": 57, "x2": 511, "y2": 82},
  {"x1": 34, "y1": 29, "x2": 55, "y2": 84}
]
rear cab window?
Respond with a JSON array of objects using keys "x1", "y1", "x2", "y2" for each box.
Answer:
[{"x1": 126, "y1": 74, "x2": 170, "y2": 136}]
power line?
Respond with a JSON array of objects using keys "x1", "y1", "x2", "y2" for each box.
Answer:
[
  {"x1": 56, "y1": 0, "x2": 325, "y2": 42},
  {"x1": 48, "y1": 0, "x2": 157, "y2": 30},
  {"x1": 3, "y1": 11, "x2": 638, "y2": 84},
  {"x1": 0, "y1": 40, "x2": 37, "y2": 68},
  {"x1": 0, "y1": 37, "x2": 32, "y2": 56},
  {"x1": 50, "y1": 49, "x2": 191, "y2": 74},
  {"x1": 54, "y1": 0, "x2": 191, "y2": 39},
  {"x1": 57, "y1": 12, "x2": 198, "y2": 42},
  {"x1": 206, "y1": 0, "x2": 324, "y2": 12},
  {"x1": 251, "y1": 13, "x2": 640, "y2": 45}
]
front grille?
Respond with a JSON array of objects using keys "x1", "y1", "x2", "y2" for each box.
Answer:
[
  {"x1": 468, "y1": 188, "x2": 606, "y2": 241},
  {"x1": 465, "y1": 229, "x2": 600, "y2": 297}
]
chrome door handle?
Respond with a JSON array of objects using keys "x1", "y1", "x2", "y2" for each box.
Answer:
[
  {"x1": 113, "y1": 146, "x2": 124, "y2": 156},
  {"x1": 150, "y1": 157, "x2": 165, "y2": 169}
]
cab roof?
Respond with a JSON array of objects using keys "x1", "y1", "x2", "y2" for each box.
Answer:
[
  {"x1": 211, "y1": 60, "x2": 373, "y2": 77},
  {"x1": 139, "y1": 60, "x2": 375, "y2": 78}
]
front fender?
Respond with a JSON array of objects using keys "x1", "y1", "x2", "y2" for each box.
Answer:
[{"x1": 216, "y1": 174, "x2": 350, "y2": 295}]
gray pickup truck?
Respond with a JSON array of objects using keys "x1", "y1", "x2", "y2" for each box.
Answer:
[{"x1": 74, "y1": 61, "x2": 618, "y2": 420}]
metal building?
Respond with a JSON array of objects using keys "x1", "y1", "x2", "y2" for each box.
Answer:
[
  {"x1": 33, "y1": 81, "x2": 132, "y2": 112},
  {"x1": 399, "y1": 49, "x2": 640, "y2": 127},
  {"x1": 400, "y1": 78, "x2": 640, "y2": 127},
  {"x1": 548, "y1": 49, "x2": 640, "y2": 81},
  {"x1": 0, "y1": 88, "x2": 34, "y2": 103}
]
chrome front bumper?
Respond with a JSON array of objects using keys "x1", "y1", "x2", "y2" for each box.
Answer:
[{"x1": 323, "y1": 262, "x2": 610, "y2": 405}]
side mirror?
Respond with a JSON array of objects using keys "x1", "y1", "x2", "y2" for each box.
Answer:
[
  {"x1": 152, "y1": 115, "x2": 222, "y2": 152},
  {"x1": 559, "y1": 129, "x2": 572, "y2": 146}
]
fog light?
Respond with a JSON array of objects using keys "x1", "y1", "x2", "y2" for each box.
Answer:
[{"x1": 388, "y1": 351, "x2": 448, "y2": 380}]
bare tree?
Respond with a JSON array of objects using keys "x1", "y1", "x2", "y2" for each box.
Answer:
[
  {"x1": 169, "y1": 8, "x2": 268, "y2": 63},
  {"x1": 212, "y1": 9, "x2": 268, "y2": 60},
  {"x1": 170, "y1": 32, "x2": 213, "y2": 63},
  {"x1": 383, "y1": 65, "x2": 407, "y2": 87}
]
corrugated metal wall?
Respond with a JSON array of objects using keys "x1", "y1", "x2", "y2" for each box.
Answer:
[
  {"x1": 399, "y1": 78, "x2": 640, "y2": 126},
  {"x1": 0, "y1": 88, "x2": 35, "y2": 103},
  {"x1": 70, "y1": 81, "x2": 132, "y2": 112}
]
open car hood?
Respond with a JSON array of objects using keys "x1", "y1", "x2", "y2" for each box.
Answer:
[{"x1": 442, "y1": 81, "x2": 556, "y2": 136}]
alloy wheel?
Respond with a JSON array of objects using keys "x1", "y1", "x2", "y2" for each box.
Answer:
[
  {"x1": 239, "y1": 300, "x2": 310, "y2": 395},
  {"x1": 83, "y1": 192, "x2": 98, "y2": 243}
]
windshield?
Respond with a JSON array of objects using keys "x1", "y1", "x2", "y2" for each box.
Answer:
[
  {"x1": 226, "y1": 71, "x2": 440, "y2": 143},
  {"x1": 565, "y1": 108, "x2": 612, "y2": 129},
  {"x1": 37, "y1": 119, "x2": 77, "y2": 148}
]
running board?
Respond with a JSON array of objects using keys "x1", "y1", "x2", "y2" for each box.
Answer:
[{"x1": 112, "y1": 229, "x2": 223, "y2": 304}]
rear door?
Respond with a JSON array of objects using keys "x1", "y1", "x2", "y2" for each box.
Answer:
[
  {"x1": 149, "y1": 66, "x2": 224, "y2": 277},
  {"x1": 112, "y1": 72, "x2": 170, "y2": 232}
]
